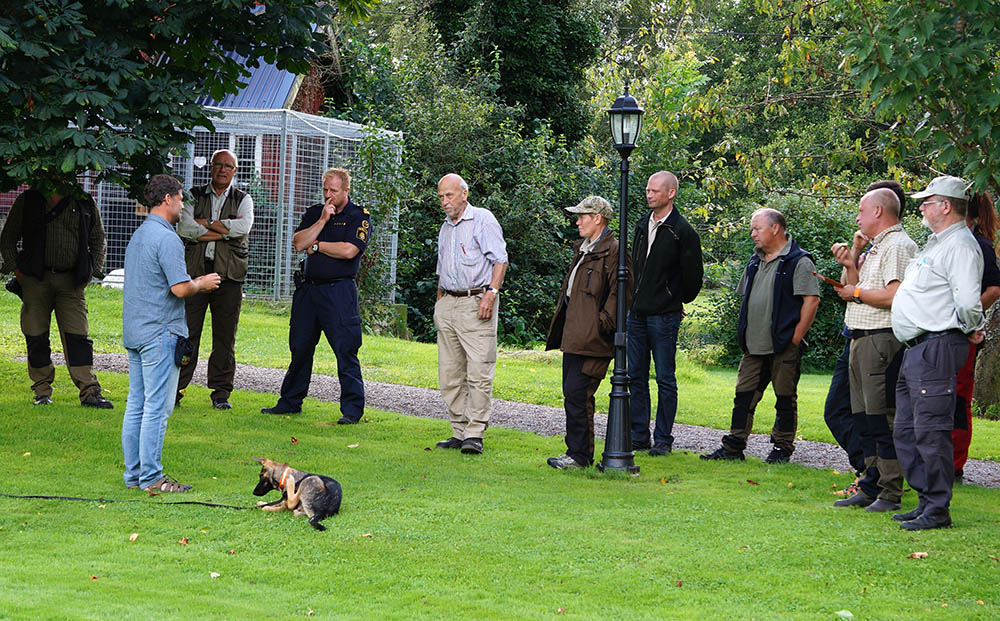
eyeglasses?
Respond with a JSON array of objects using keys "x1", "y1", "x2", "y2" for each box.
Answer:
[
  {"x1": 921, "y1": 199, "x2": 947, "y2": 207},
  {"x1": 211, "y1": 162, "x2": 236, "y2": 170}
]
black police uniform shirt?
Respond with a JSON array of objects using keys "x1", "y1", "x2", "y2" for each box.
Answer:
[{"x1": 297, "y1": 200, "x2": 371, "y2": 280}]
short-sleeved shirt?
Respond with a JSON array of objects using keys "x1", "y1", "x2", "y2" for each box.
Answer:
[
  {"x1": 123, "y1": 214, "x2": 191, "y2": 349},
  {"x1": 436, "y1": 204, "x2": 508, "y2": 291},
  {"x1": 298, "y1": 200, "x2": 370, "y2": 280},
  {"x1": 738, "y1": 236, "x2": 819, "y2": 355},
  {"x1": 975, "y1": 231, "x2": 1000, "y2": 293},
  {"x1": 844, "y1": 224, "x2": 917, "y2": 330}
]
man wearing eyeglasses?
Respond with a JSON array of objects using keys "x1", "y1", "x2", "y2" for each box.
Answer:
[
  {"x1": 176, "y1": 148, "x2": 254, "y2": 410},
  {"x1": 891, "y1": 175, "x2": 985, "y2": 530}
]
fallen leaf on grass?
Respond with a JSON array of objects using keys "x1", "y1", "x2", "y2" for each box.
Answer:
[
  {"x1": 907, "y1": 552, "x2": 928, "y2": 559},
  {"x1": 424, "y1": 447, "x2": 431, "y2": 451},
  {"x1": 361, "y1": 533, "x2": 373, "y2": 538},
  {"x1": 746, "y1": 479, "x2": 759, "y2": 486},
  {"x1": 307, "y1": 609, "x2": 315, "y2": 616},
  {"x1": 675, "y1": 581, "x2": 683, "y2": 587},
  {"x1": 832, "y1": 470, "x2": 841, "y2": 475},
  {"x1": 834, "y1": 611, "x2": 853, "y2": 619},
  {"x1": 210, "y1": 572, "x2": 220, "y2": 578},
  {"x1": 348, "y1": 444, "x2": 360, "y2": 449},
  {"x1": 291, "y1": 436, "x2": 298, "y2": 444},
  {"x1": 201, "y1": 529, "x2": 208, "y2": 534},
  {"x1": 147, "y1": 491, "x2": 159, "y2": 498},
  {"x1": 178, "y1": 537, "x2": 189, "y2": 546},
  {"x1": 229, "y1": 549, "x2": 236, "y2": 555},
  {"x1": 557, "y1": 608, "x2": 565, "y2": 614},
  {"x1": 977, "y1": 600, "x2": 984, "y2": 605},
  {"x1": 128, "y1": 533, "x2": 138, "y2": 542},
  {"x1": 989, "y1": 555, "x2": 999, "y2": 562},
  {"x1": 787, "y1": 482, "x2": 794, "y2": 488},
  {"x1": 98, "y1": 504, "x2": 106, "y2": 509},
  {"x1": 91, "y1": 576, "x2": 98, "y2": 581},
  {"x1": 22, "y1": 452, "x2": 30, "y2": 457}
]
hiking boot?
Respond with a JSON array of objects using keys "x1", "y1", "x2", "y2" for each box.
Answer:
[
  {"x1": 892, "y1": 506, "x2": 925, "y2": 522},
  {"x1": 436, "y1": 437, "x2": 463, "y2": 449},
  {"x1": 336, "y1": 415, "x2": 359, "y2": 425},
  {"x1": 261, "y1": 405, "x2": 300, "y2": 415},
  {"x1": 865, "y1": 498, "x2": 902, "y2": 513},
  {"x1": 700, "y1": 446, "x2": 745, "y2": 461},
  {"x1": 632, "y1": 439, "x2": 652, "y2": 451},
  {"x1": 648, "y1": 443, "x2": 672, "y2": 457},
  {"x1": 764, "y1": 447, "x2": 791, "y2": 464},
  {"x1": 833, "y1": 492, "x2": 875, "y2": 508},
  {"x1": 460, "y1": 437, "x2": 483, "y2": 454},
  {"x1": 901, "y1": 512, "x2": 951, "y2": 531},
  {"x1": 212, "y1": 398, "x2": 233, "y2": 410},
  {"x1": 547, "y1": 454, "x2": 584, "y2": 469},
  {"x1": 33, "y1": 395, "x2": 53, "y2": 406},
  {"x1": 81, "y1": 394, "x2": 114, "y2": 409}
]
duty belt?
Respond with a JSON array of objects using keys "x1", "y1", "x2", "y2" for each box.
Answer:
[{"x1": 903, "y1": 328, "x2": 964, "y2": 349}]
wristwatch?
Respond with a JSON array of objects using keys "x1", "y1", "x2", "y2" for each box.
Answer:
[
  {"x1": 488, "y1": 287, "x2": 500, "y2": 294},
  {"x1": 852, "y1": 286, "x2": 862, "y2": 303},
  {"x1": 311, "y1": 242, "x2": 320, "y2": 253}
]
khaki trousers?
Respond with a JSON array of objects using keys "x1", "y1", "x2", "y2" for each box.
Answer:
[
  {"x1": 20, "y1": 272, "x2": 100, "y2": 400},
  {"x1": 434, "y1": 293, "x2": 498, "y2": 439}
]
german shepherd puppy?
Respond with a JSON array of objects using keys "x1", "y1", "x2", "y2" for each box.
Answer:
[{"x1": 252, "y1": 457, "x2": 342, "y2": 531}]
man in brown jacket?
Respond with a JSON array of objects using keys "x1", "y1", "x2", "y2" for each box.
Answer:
[{"x1": 545, "y1": 196, "x2": 629, "y2": 469}]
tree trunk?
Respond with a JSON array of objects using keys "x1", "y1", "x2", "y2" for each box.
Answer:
[{"x1": 973, "y1": 305, "x2": 1000, "y2": 417}]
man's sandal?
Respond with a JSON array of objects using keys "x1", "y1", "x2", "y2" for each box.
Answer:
[{"x1": 142, "y1": 476, "x2": 192, "y2": 493}]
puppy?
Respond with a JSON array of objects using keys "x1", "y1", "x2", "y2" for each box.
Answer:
[{"x1": 252, "y1": 457, "x2": 342, "y2": 531}]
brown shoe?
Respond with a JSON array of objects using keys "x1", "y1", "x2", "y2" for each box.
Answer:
[{"x1": 142, "y1": 476, "x2": 192, "y2": 493}]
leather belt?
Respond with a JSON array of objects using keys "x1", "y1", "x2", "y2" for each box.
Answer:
[
  {"x1": 443, "y1": 287, "x2": 487, "y2": 297},
  {"x1": 849, "y1": 328, "x2": 894, "y2": 339},
  {"x1": 903, "y1": 328, "x2": 964, "y2": 348}
]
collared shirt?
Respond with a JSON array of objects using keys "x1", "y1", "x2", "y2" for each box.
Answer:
[
  {"x1": 844, "y1": 224, "x2": 917, "y2": 330},
  {"x1": 176, "y1": 182, "x2": 254, "y2": 260},
  {"x1": 123, "y1": 214, "x2": 191, "y2": 349},
  {"x1": 436, "y1": 204, "x2": 508, "y2": 291},
  {"x1": 891, "y1": 220, "x2": 985, "y2": 342},
  {"x1": 646, "y1": 208, "x2": 673, "y2": 258},
  {"x1": 566, "y1": 228, "x2": 607, "y2": 297},
  {"x1": 0, "y1": 191, "x2": 106, "y2": 275},
  {"x1": 298, "y1": 200, "x2": 370, "y2": 280},
  {"x1": 738, "y1": 235, "x2": 819, "y2": 355}
]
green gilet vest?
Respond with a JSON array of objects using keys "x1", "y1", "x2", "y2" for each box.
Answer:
[{"x1": 184, "y1": 185, "x2": 250, "y2": 282}]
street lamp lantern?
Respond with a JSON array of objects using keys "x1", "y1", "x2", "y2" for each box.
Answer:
[
  {"x1": 599, "y1": 85, "x2": 642, "y2": 474},
  {"x1": 607, "y1": 86, "x2": 644, "y2": 155}
]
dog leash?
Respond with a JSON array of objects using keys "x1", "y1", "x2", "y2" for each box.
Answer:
[{"x1": 0, "y1": 492, "x2": 249, "y2": 510}]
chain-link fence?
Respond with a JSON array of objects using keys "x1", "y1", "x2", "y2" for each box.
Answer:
[{"x1": 0, "y1": 107, "x2": 403, "y2": 301}]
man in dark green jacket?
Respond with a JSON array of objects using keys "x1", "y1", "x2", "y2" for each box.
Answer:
[{"x1": 627, "y1": 171, "x2": 704, "y2": 456}]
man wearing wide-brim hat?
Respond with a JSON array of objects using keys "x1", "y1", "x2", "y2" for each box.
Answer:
[{"x1": 890, "y1": 175, "x2": 985, "y2": 530}]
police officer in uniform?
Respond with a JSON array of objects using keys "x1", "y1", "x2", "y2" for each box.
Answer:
[{"x1": 261, "y1": 168, "x2": 370, "y2": 423}]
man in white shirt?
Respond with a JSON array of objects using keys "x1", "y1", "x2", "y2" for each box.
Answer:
[{"x1": 175, "y1": 148, "x2": 254, "y2": 410}]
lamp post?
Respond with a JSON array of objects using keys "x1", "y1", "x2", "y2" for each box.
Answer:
[{"x1": 598, "y1": 85, "x2": 643, "y2": 474}]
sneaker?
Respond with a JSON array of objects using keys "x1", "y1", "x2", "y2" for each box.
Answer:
[
  {"x1": 81, "y1": 394, "x2": 114, "y2": 409},
  {"x1": 547, "y1": 454, "x2": 584, "y2": 469},
  {"x1": 700, "y1": 446, "x2": 745, "y2": 461},
  {"x1": 460, "y1": 437, "x2": 484, "y2": 454},
  {"x1": 33, "y1": 395, "x2": 53, "y2": 406},
  {"x1": 764, "y1": 447, "x2": 791, "y2": 464},
  {"x1": 436, "y1": 437, "x2": 463, "y2": 449},
  {"x1": 212, "y1": 399, "x2": 233, "y2": 410},
  {"x1": 648, "y1": 443, "x2": 672, "y2": 457},
  {"x1": 833, "y1": 492, "x2": 875, "y2": 508}
]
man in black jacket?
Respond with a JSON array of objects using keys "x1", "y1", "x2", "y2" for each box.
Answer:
[{"x1": 627, "y1": 171, "x2": 704, "y2": 455}]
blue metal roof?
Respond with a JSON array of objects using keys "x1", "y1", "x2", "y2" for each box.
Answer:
[{"x1": 195, "y1": 51, "x2": 300, "y2": 109}]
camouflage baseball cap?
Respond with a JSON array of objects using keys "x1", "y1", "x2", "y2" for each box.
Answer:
[{"x1": 565, "y1": 195, "x2": 613, "y2": 219}]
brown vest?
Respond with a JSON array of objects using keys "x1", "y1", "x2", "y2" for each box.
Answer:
[{"x1": 184, "y1": 184, "x2": 249, "y2": 282}]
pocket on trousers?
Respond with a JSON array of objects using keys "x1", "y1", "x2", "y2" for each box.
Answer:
[{"x1": 914, "y1": 379, "x2": 957, "y2": 432}]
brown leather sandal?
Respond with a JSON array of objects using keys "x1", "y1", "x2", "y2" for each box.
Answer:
[{"x1": 142, "y1": 476, "x2": 192, "y2": 493}]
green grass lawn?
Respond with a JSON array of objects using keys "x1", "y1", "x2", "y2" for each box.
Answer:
[
  {"x1": 1, "y1": 359, "x2": 999, "y2": 618},
  {"x1": 2, "y1": 286, "x2": 998, "y2": 461}
]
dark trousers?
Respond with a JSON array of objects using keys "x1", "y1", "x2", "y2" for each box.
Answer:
[
  {"x1": 562, "y1": 352, "x2": 610, "y2": 466},
  {"x1": 627, "y1": 311, "x2": 682, "y2": 448},
  {"x1": 894, "y1": 333, "x2": 968, "y2": 516},
  {"x1": 952, "y1": 344, "x2": 977, "y2": 475},
  {"x1": 824, "y1": 340, "x2": 866, "y2": 474},
  {"x1": 722, "y1": 344, "x2": 801, "y2": 454},
  {"x1": 275, "y1": 281, "x2": 364, "y2": 419},
  {"x1": 177, "y1": 279, "x2": 243, "y2": 401}
]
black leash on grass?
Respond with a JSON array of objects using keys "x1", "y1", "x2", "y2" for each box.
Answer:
[{"x1": 0, "y1": 492, "x2": 249, "y2": 510}]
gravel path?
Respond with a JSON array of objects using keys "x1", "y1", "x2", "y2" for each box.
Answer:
[{"x1": 87, "y1": 352, "x2": 1000, "y2": 488}]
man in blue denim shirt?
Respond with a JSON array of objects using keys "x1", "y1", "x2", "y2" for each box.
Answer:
[{"x1": 121, "y1": 175, "x2": 220, "y2": 493}]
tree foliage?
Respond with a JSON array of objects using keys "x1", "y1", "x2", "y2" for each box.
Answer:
[{"x1": 0, "y1": 0, "x2": 374, "y2": 196}]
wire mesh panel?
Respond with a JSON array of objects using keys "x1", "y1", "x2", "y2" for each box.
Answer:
[{"x1": 0, "y1": 108, "x2": 402, "y2": 302}]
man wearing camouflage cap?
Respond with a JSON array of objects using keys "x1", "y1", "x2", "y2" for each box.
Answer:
[
  {"x1": 891, "y1": 175, "x2": 985, "y2": 530},
  {"x1": 544, "y1": 196, "x2": 630, "y2": 469}
]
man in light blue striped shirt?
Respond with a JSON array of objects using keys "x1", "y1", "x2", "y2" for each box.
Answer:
[{"x1": 433, "y1": 174, "x2": 508, "y2": 455}]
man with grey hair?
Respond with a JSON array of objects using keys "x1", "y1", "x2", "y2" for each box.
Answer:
[
  {"x1": 434, "y1": 173, "x2": 508, "y2": 454},
  {"x1": 830, "y1": 187, "x2": 917, "y2": 512},
  {"x1": 702, "y1": 208, "x2": 819, "y2": 463},
  {"x1": 176, "y1": 148, "x2": 254, "y2": 410},
  {"x1": 891, "y1": 175, "x2": 984, "y2": 530}
]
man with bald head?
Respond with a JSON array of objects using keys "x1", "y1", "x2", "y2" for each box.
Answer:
[
  {"x1": 628, "y1": 171, "x2": 703, "y2": 455},
  {"x1": 830, "y1": 187, "x2": 917, "y2": 512},
  {"x1": 433, "y1": 174, "x2": 508, "y2": 454},
  {"x1": 702, "y1": 208, "x2": 819, "y2": 463}
]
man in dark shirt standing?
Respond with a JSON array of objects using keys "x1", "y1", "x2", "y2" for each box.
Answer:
[
  {"x1": 262, "y1": 168, "x2": 370, "y2": 423},
  {"x1": 0, "y1": 178, "x2": 112, "y2": 408}
]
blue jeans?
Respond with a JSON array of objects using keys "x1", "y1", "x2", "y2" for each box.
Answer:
[
  {"x1": 122, "y1": 329, "x2": 181, "y2": 488},
  {"x1": 627, "y1": 311, "x2": 682, "y2": 447}
]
